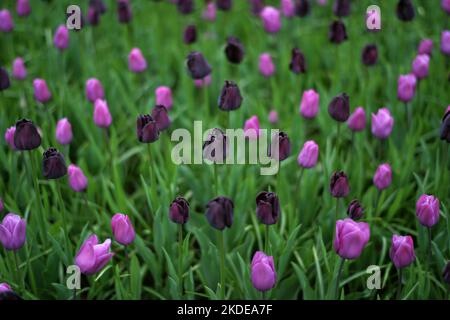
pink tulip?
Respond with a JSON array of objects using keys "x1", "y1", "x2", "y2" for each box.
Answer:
[
  {"x1": 299, "y1": 89, "x2": 319, "y2": 119},
  {"x1": 347, "y1": 107, "x2": 366, "y2": 132},
  {"x1": 0, "y1": 283, "x2": 12, "y2": 294},
  {"x1": 281, "y1": 0, "x2": 295, "y2": 17},
  {"x1": 371, "y1": 108, "x2": 394, "y2": 139},
  {"x1": 33, "y1": 79, "x2": 52, "y2": 103},
  {"x1": 373, "y1": 163, "x2": 392, "y2": 191},
  {"x1": 68, "y1": 164, "x2": 88, "y2": 192},
  {"x1": 389, "y1": 235, "x2": 415, "y2": 269},
  {"x1": 53, "y1": 25, "x2": 69, "y2": 51},
  {"x1": 416, "y1": 194, "x2": 440, "y2": 227},
  {"x1": 85, "y1": 78, "x2": 105, "y2": 103},
  {"x1": 244, "y1": 115, "x2": 261, "y2": 139},
  {"x1": 334, "y1": 218, "x2": 370, "y2": 260},
  {"x1": 440, "y1": 31, "x2": 450, "y2": 55},
  {"x1": 412, "y1": 54, "x2": 430, "y2": 79},
  {"x1": 12, "y1": 57, "x2": 27, "y2": 80},
  {"x1": 93, "y1": 99, "x2": 112, "y2": 128},
  {"x1": 75, "y1": 234, "x2": 114, "y2": 275},
  {"x1": 194, "y1": 74, "x2": 212, "y2": 88},
  {"x1": 297, "y1": 140, "x2": 319, "y2": 168},
  {"x1": 268, "y1": 110, "x2": 278, "y2": 124},
  {"x1": 155, "y1": 86, "x2": 173, "y2": 109},
  {"x1": 111, "y1": 213, "x2": 136, "y2": 246},
  {"x1": 260, "y1": 7, "x2": 281, "y2": 34},
  {"x1": 56, "y1": 118, "x2": 73, "y2": 145},
  {"x1": 0, "y1": 213, "x2": 26, "y2": 251},
  {"x1": 128, "y1": 48, "x2": 147, "y2": 73},
  {"x1": 442, "y1": 0, "x2": 450, "y2": 14},
  {"x1": 202, "y1": 2, "x2": 216, "y2": 21},
  {"x1": 16, "y1": 0, "x2": 31, "y2": 17},
  {"x1": 259, "y1": 53, "x2": 275, "y2": 77},
  {"x1": 4, "y1": 126, "x2": 16, "y2": 150},
  {"x1": 397, "y1": 74, "x2": 416, "y2": 102},
  {"x1": 251, "y1": 251, "x2": 276, "y2": 292},
  {"x1": 418, "y1": 39, "x2": 433, "y2": 56},
  {"x1": 0, "y1": 9, "x2": 14, "y2": 32}
]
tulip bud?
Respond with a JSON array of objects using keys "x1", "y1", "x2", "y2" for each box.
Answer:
[
  {"x1": 0, "y1": 10, "x2": 14, "y2": 32},
  {"x1": 53, "y1": 25, "x2": 69, "y2": 51},
  {"x1": 256, "y1": 191, "x2": 280, "y2": 225},
  {"x1": 75, "y1": 234, "x2": 114, "y2": 275},
  {"x1": 128, "y1": 48, "x2": 147, "y2": 73},
  {"x1": 13, "y1": 119, "x2": 41, "y2": 151},
  {"x1": 295, "y1": 0, "x2": 310, "y2": 17},
  {"x1": 347, "y1": 107, "x2": 366, "y2": 132},
  {"x1": 203, "y1": 128, "x2": 228, "y2": 162},
  {"x1": 299, "y1": 89, "x2": 319, "y2": 119},
  {"x1": 11, "y1": 58, "x2": 26, "y2": 80},
  {"x1": 155, "y1": 86, "x2": 173, "y2": 109},
  {"x1": 33, "y1": 78, "x2": 52, "y2": 103},
  {"x1": 186, "y1": 51, "x2": 212, "y2": 79},
  {"x1": 396, "y1": 0, "x2": 415, "y2": 22},
  {"x1": 373, "y1": 163, "x2": 392, "y2": 191},
  {"x1": 251, "y1": 251, "x2": 276, "y2": 292},
  {"x1": 398, "y1": 74, "x2": 416, "y2": 103},
  {"x1": 440, "y1": 110, "x2": 450, "y2": 142},
  {"x1": 330, "y1": 171, "x2": 350, "y2": 198},
  {"x1": 217, "y1": 0, "x2": 232, "y2": 11},
  {"x1": 225, "y1": 37, "x2": 245, "y2": 64},
  {"x1": 177, "y1": 0, "x2": 194, "y2": 15},
  {"x1": 412, "y1": 54, "x2": 430, "y2": 80},
  {"x1": 56, "y1": 118, "x2": 73, "y2": 145},
  {"x1": 0, "y1": 213, "x2": 26, "y2": 251},
  {"x1": 334, "y1": 218, "x2": 370, "y2": 259},
  {"x1": 361, "y1": 44, "x2": 378, "y2": 66},
  {"x1": 137, "y1": 114, "x2": 159, "y2": 143},
  {"x1": 281, "y1": 0, "x2": 295, "y2": 18},
  {"x1": 93, "y1": 99, "x2": 112, "y2": 128},
  {"x1": 0, "y1": 67, "x2": 10, "y2": 91},
  {"x1": 218, "y1": 80, "x2": 243, "y2": 111},
  {"x1": 194, "y1": 74, "x2": 212, "y2": 88},
  {"x1": 250, "y1": 0, "x2": 264, "y2": 16},
  {"x1": 443, "y1": 0, "x2": 450, "y2": 14},
  {"x1": 184, "y1": 25, "x2": 197, "y2": 44},
  {"x1": 371, "y1": 108, "x2": 394, "y2": 139},
  {"x1": 389, "y1": 235, "x2": 415, "y2": 269},
  {"x1": 333, "y1": 0, "x2": 350, "y2": 17},
  {"x1": 269, "y1": 131, "x2": 291, "y2": 161},
  {"x1": 4, "y1": 126, "x2": 16, "y2": 150},
  {"x1": 244, "y1": 115, "x2": 261, "y2": 139},
  {"x1": 42, "y1": 147, "x2": 67, "y2": 180},
  {"x1": 260, "y1": 6, "x2": 281, "y2": 34},
  {"x1": 329, "y1": 20, "x2": 347, "y2": 44},
  {"x1": 90, "y1": 0, "x2": 107, "y2": 14},
  {"x1": 259, "y1": 53, "x2": 275, "y2": 77},
  {"x1": 117, "y1": 0, "x2": 132, "y2": 23},
  {"x1": 298, "y1": 140, "x2": 319, "y2": 168},
  {"x1": 86, "y1": 78, "x2": 105, "y2": 103},
  {"x1": 328, "y1": 93, "x2": 350, "y2": 122},
  {"x1": 441, "y1": 31, "x2": 450, "y2": 55},
  {"x1": 0, "y1": 283, "x2": 11, "y2": 294},
  {"x1": 416, "y1": 194, "x2": 440, "y2": 227},
  {"x1": 347, "y1": 199, "x2": 364, "y2": 220},
  {"x1": 418, "y1": 39, "x2": 433, "y2": 56},
  {"x1": 169, "y1": 197, "x2": 190, "y2": 224},
  {"x1": 151, "y1": 105, "x2": 171, "y2": 131},
  {"x1": 16, "y1": 0, "x2": 31, "y2": 17},
  {"x1": 205, "y1": 196, "x2": 234, "y2": 230},
  {"x1": 68, "y1": 164, "x2": 88, "y2": 192},
  {"x1": 87, "y1": 5, "x2": 101, "y2": 25},
  {"x1": 111, "y1": 213, "x2": 135, "y2": 245},
  {"x1": 202, "y1": 2, "x2": 216, "y2": 21},
  {"x1": 443, "y1": 262, "x2": 450, "y2": 284},
  {"x1": 268, "y1": 110, "x2": 278, "y2": 124},
  {"x1": 289, "y1": 48, "x2": 306, "y2": 74}
]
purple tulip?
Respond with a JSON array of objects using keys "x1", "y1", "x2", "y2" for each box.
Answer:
[
  {"x1": 169, "y1": 197, "x2": 190, "y2": 224},
  {"x1": 183, "y1": 25, "x2": 197, "y2": 45},
  {"x1": 33, "y1": 79, "x2": 52, "y2": 103},
  {"x1": 12, "y1": 57, "x2": 27, "y2": 80},
  {"x1": 137, "y1": 114, "x2": 159, "y2": 143},
  {"x1": 117, "y1": 0, "x2": 132, "y2": 23},
  {"x1": 0, "y1": 213, "x2": 26, "y2": 251},
  {"x1": 16, "y1": 0, "x2": 31, "y2": 17},
  {"x1": 219, "y1": 80, "x2": 243, "y2": 111},
  {"x1": 14, "y1": 119, "x2": 41, "y2": 151},
  {"x1": 42, "y1": 148, "x2": 67, "y2": 180},
  {"x1": 111, "y1": 213, "x2": 135, "y2": 246},
  {"x1": 416, "y1": 194, "x2": 440, "y2": 227},
  {"x1": 333, "y1": 0, "x2": 350, "y2": 17},
  {"x1": 418, "y1": 39, "x2": 433, "y2": 56},
  {"x1": 205, "y1": 196, "x2": 234, "y2": 230},
  {"x1": 297, "y1": 140, "x2": 319, "y2": 168},
  {"x1": 151, "y1": 105, "x2": 171, "y2": 131},
  {"x1": 194, "y1": 74, "x2": 212, "y2": 88},
  {"x1": 328, "y1": 93, "x2": 349, "y2": 122},
  {"x1": 330, "y1": 171, "x2": 350, "y2": 198},
  {"x1": 268, "y1": 110, "x2": 278, "y2": 124},
  {"x1": 87, "y1": 5, "x2": 101, "y2": 25},
  {"x1": 361, "y1": 44, "x2": 378, "y2": 66},
  {"x1": 187, "y1": 52, "x2": 212, "y2": 80},
  {"x1": 390, "y1": 235, "x2": 415, "y2": 269},
  {"x1": 299, "y1": 89, "x2": 319, "y2": 119},
  {"x1": 373, "y1": 163, "x2": 392, "y2": 191},
  {"x1": 347, "y1": 107, "x2": 366, "y2": 132},
  {"x1": 260, "y1": 7, "x2": 281, "y2": 34},
  {"x1": 244, "y1": 115, "x2": 261, "y2": 139},
  {"x1": 0, "y1": 283, "x2": 12, "y2": 294},
  {"x1": 55, "y1": 118, "x2": 73, "y2": 145},
  {"x1": 442, "y1": 0, "x2": 450, "y2": 14},
  {"x1": 75, "y1": 234, "x2": 114, "y2": 275},
  {"x1": 93, "y1": 99, "x2": 112, "y2": 128},
  {"x1": 412, "y1": 54, "x2": 430, "y2": 80},
  {"x1": 53, "y1": 25, "x2": 69, "y2": 51},
  {"x1": 0, "y1": 67, "x2": 10, "y2": 91},
  {"x1": 251, "y1": 251, "x2": 276, "y2": 292},
  {"x1": 441, "y1": 31, "x2": 450, "y2": 55},
  {"x1": 289, "y1": 48, "x2": 307, "y2": 74},
  {"x1": 347, "y1": 199, "x2": 364, "y2": 220},
  {"x1": 256, "y1": 192, "x2": 280, "y2": 225},
  {"x1": 225, "y1": 37, "x2": 245, "y2": 64},
  {"x1": 4, "y1": 126, "x2": 16, "y2": 150},
  {"x1": 397, "y1": 74, "x2": 416, "y2": 103},
  {"x1": 281, "y1": 0, "x2": 295, "y2": 18},
  {"x1": 334, "y1": 218, "x2": 370, "y2": 259},
  {"x1": 202, "y1": 2, "x2": 216, "y2": 21},
  {"x1": 128, "y1": 48, "x2": 147, "y2": 73},
  {"x1": 329, "y1": 20, "x2": 347, "y2": 44},
  {"x1": 155, "y1": 86, "x2": 173, "y2": 110},
  {"x1": 259, "y1": 53, "x2": 275, "y2": 77},
  {"x1": 0, "y1": 9, "x2": 14, "y2": 32},
  {"x1": 371, "y1": 108, "x2": 394, "y2": 139},
  {"x1": 270, "y1": 131, "x2": 291, "y2": 161},
  {"x1": 397, "y1": 0, "x2": 415, "y2": 21},
  {"x1": 85, "y1": 78, "x2": 105, "y2": 103},
  {"x1": 68, "y1": 164, "x2": 88, "y2": 192}
]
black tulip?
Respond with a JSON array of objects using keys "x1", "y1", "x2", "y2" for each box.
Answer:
[
  {"x1": 289, "y1": 48, "x2": 306, "y2": 74},
  {"x1": 117, "y1": 0, "x2": 132, "y2": 23},
  {"x1": 87, "y1": 5, "x2": 100, "y2": 26},
  {"x1": 13, "y1": 119, "x2": 42, "y2": 151},
  {"x1": 216, "y1": 0, "x2": 232, "y2": 11},
  {"x1": 347, "y1": 199, "x2": 364, "y2": 220},
  {"x1": 205, "y1": 196, "x2": 234, "y2": 230},
  {"x1": 184, "y1": 25, "x2": 197, "y2": 44},
  {"x1": 333, "y1": 0, "x2": 350, "y2": 17},
  {"x1": 328, "y1": 93, "x2": 350, "y2": 122},
  {"x1": 362, "y1": 44, "x2": 378, "y2": 66},
  {"x1": 329, "y1": 20, "x2": 348, "y2": 44},
  {"x1": 169, "y1": 197, "x2": 190, "y2": 224},
  {"x1": 186, "y1": 51, "x2": 212, "y2": 79},
  {"x1": 443, "y1": 261, "x2": 450, "y2": 284},
  {"x1": 269, "y1": 131, "x2": 291, "y2": 161},
  {"x1": 177, "y1": 0, "x2": 194, "y2": 15},
  {"x1": 90, "y1": 0, "x2": 107, "y2": 14},
  {"x1": 137, "y1": 114, "x2": 160, "y2": 143},
  {"x1": 225, "y1": 37, "x2": 245, "y2": 64},
  {"x1": 396, "y1": 0, "x2": 415, "y2": 22},
  {"x1": 249, "y1": 0, "x2": 264, "y2": 16},
  {"x1": 218, "y1": 80, "x2": 243, "y2": 111},
  {"x1": 0, "y1": 67, "x2": 10, "y2": 91},
  {"x1": 256, "y1": 191, "x2": 280, "y2": 225},
  {"x1": 203, "y1": 128, "x2": 228, "y2": 162},
  {"x1": 295, "y1": 0, "x2": 310, "y2": 17},
  {"x1": 42, "y1": 148, "x2": 67, "y2": 180},
  {"x1": 151, "y1": 105, "x2": 171, "y2": 131},
  {"x1": 330, "y1": 171, "x2": 350, "y2": 198},
  {"x1": 440, "y1": 111, "x2": 450, "y2": 143}
]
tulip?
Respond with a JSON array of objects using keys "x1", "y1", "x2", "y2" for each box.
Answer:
[
  {"x1": 250, "y1": 0, "x2": 264, "y2": 16},
  {"x1": 218, "y1": 80, "x2": 243, "y2": 111},
  {"x1": 390, "y1": 234, "x2": 415, "y2": 269},
  {"x1": 289, "y1": 48, "x2": 306, "y2": 74},
  {"x1": 270, "y1": 131, "x2": 291, "y2": 161},
  {"x1": 0, "y1": 9, "x2": 13, "y2": 32},
  {"x1": 329, "y1": 20, "x2": 347, "y2": 44},
  {"x1": 371, "y1": 108, "x2": 394, "y2": 139},
  {"x1": 281, "y1": 0, "x2": 295, "y2": 18},
  {"x1": 297, "y1": 140, "x2": 319, "y2": 169},
  {"x1": 299, "y1": 89, "x2": 319, "y2": 119},
  {"x1": 128, "y1": 48, "x2": 147, "y2": 73},
  {"x1": 259, "y1": 53, "x2": 275, "y2": 77},
  {"x1": 333, "y1": 0, "x2": 350, "y2": 17},
  {"x1": 93, "y1": 99, "x2": 112, "y2": 128},
  {"x1": 55, "y1": 118, "x2": 73, "y2": 145},
  {"x1": 12, "y1": 57, "x2": 27, "y2": 80},
  {"x1": 169, "y1": 197, "x2": 190, "y2": 224},
  {"x1": 347, "y1": 199, "x2": 364, "y2": 220},
  {"x1": 42, "y1": 148, "x2": 67, "y2": 179},
  {"x1": 194, "y1": 74, "x2": 212, "y2": 88},
  {"x1": 75, "y1": 234, "x2": 114, "y2": 275},
  {"x1": 256, "y1": 191, "x2": 280, "y2": 225},
  {"x1": 347, "y1": 107, "x2": 366, "y2": 132},
  {"x1": 373, "y1": 163, "x2": 392, "y2": 191},
  {"x1": 361, "y1": 44, "x2": 378, "y2": 66},
  {"x1": 443, "y1": 262, "x2": 450, "y2": 284},
  {"x1": 330, "y1": 171, "x2": 349, "y2": 198},
  {"x1": 416, "y1": 194, "x2": 440, "y2": 228},
  {"x1": 53, "y1": 25, "x2": 69, "y2": 51},
  {"x1": 16, "y1": 0, "x2": 31, "y2": 17},
  {"x1": 33, "y1": 78, "x2": 52, "y2": 103},
  {"x1": 0, "y1": 68, "x2": 10, "y2": 91},
  {"x1": 418, "y1": 39, "x2": 433, "y2": 56},
  {"x1": 328, "y1": 93, "x2": 350, "y2": 122},
  {"x1": 90, "y1": 0, "x2": 107, "y2": 14},
  {"x1": 183, "y1": 25, "x2": 197, "y2": 44},
  {"x1": 85, "y1": 78, "x2": 105, "y2": 103},
  {"x1": 441, "y1": 31, "x2": 450, "y2": 55},
  {"x1": 4, "y1": 126, "x2": 16, "y2": 150},
  {"x1": 0, "y1": 283, "x2": 11, "y2": 294},
  {"x1": 334, "y1": 218, "x2": 370, "y2": 259},
  {"x1": 14, "y1": 119, "x2": 41, "y2": 151},
  {"x1": 68, "y1": 164, "x2": 88, "y2": 192},
  {"x1": 412, "y1": 54, "x2": 430, "y2": 80},
  {"x1": 117, "y1": 0, "x2": 132, "y2": 23},
  {"x1": 186, "y1": 51, "x2": 212, "y2": 79},
  {"x1": 203, "y1": 128, "x2": 228, "y2": 163},
  {"x1": 111, "y1": 213, "x2": 135, "y2": 246},
  {"x1": 268, "y1": 110, "x2": 278, "y2": 124},
  {"x1": 441, "y1": 110, "x2": 450, "y2": 142},
  {"x1": 205, "y1": 196, "x2": 234, "y2": 230},
  {"x1": 251, "y1": 251, "x2": 276, "y2": 292},
  {"x1": 151, "y1": 105, "x2": 171, "y2": 131},
  {"x1": 136, "y1": 114, "x2": 159, "y2": 143},
  {"x1": 317, "y1": 0, "x2": 327, "y2": 5},
  {"x1": 225, "y1": 37, "x2": 245, "y2": 64},
  {"x1": 202, "y1": 2, "x2": 216, "y2": 21},
  {"x1": 244, "y1": 115, "x2": 261, "y2": 139},
  {"x1": 396, "y1": 0, "x2": 415, "y2": 21},
  {"x1": 217, "y1": 0, "x2": 232, "y2": 11},
  {"x1": 155, "y1": 86, "x2": 173, "y2": 109},
  {"x1": 87, "y1": 5, "x2": 100, "y2": 25},
  {"x1": 260, "y1": 6, "x2": 281, "y2": 34},
  {"x1": 176, "y1": 0, "x2": 194, "y2": 15},
  {"x1": 295, "y1": 0, "x2": 310, "y2": 17},
  {"x1": 443, "y1": 0, "x2": 450, "y2": 14},
  {"x1": 0, "y1": 213, "x2": 26, "y2": 251}
]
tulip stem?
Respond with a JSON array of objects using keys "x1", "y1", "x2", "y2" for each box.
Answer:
[
  {"x1": 427, "y1": 227, "x2": 433, "y2": 268},
  {"x1": 214, "y1": 163, "x2": 219, "y2": 195},
  {"x1": 396, "y1": 268, "x2": 403, "y2": 300},
  {"x1": 28, "y1": 151, "x2": 47, "y2": 245},
  {"x1": 336, "y1": 122, "x2": 341, "y2": 161},
  {"x1": 294, "y1": 167, "x2": 304, "y2": 201},
  {"x1": 218, "y1": 231, "x2": 226, "y2": 299},
  {"x1": 13, "y1": 251, "x2": 24, "y2": 292},
  {"x1": 265, "y1": 225, "x2": 269, "y2": 254},
  {"x1": 178, "y1": 225, "x2": 183, "y2": 297},
  {"x1": 334, "y1": 257, "x2": 345, "y2": 300},
  {"x1": 56, "y1": 181, "x2": 71, "y2": 254},
  {"x1": 335, "y1": 198, "x2": 340, "y2": 222},
  {"x1": 374, "y1": 190, "x2": 381, "y2": 216}
]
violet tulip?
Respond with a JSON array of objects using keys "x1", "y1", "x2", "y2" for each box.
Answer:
[
  {"x1": 16, "y1": 0, "x2": 31, "y2": 17},
  {"x1": 347, "y1": 107, "x2": 366, "y2": 132},
  {"x1": 244, "y1": 115, "x2": 261, "y2": 139},
  {"x1": 12, "y1": 58, "x2": 27, "y2": 80},
  {"x1": 68, "y1": 164, "x2": 88, "y2": 192},
  {"x1": 33, "y1": 79, "x2": 52, "y2": 103},
  {"x1": 299, "y1": 89, "x2": 319, "y2": 119},
  {"x1": 85, "y1": 78, "x2": 105, "y2": 103},
  {"x1": 42, "y1": 147, "x2": 67, "y2": 180},
  {"x1": 75, "y1": 234, "x2": 114, "y2": 275},
  {"x1": 0, "y1": 213, "x2": 26, "y2": 251},
  {"x1": 0, "y1": 9, "x2": 13, "y2": 32},
  {"x1": 56, "y1": 118, "x2": 73, "y2": 145},
  {"x1": 256, "y1": 191, "x2": 280, "y2": 225},
  {"x1": 0, "y1": 68, "x2": 10, "y2": 91},
  {"x1": 330, "y1": 171, "x2": 350, "y2": 198},
  {"x1": 137, "y1": 114, "x2": 159, "y2": 143},
  {"x1": 53, "y1": 25, "x2": 69, "y2": 51},
  {"x1": 14, "y1": 119, "x2": 41, "y2": 151},
  {"x1": 4, "y1": 126, "x2": 16, "y2": 150},
  {"x1": 260, "y1": 6, "x2": 281, "y2": 34},
  {"x1": 0, "y1": 283, "x2": 11, "y2": 294},
  {"x1": 297, "y1": 140, "x2": 319, "y2": 169},
  {"x1": 205, "y1": 196, "x2": 234, "y2": 230},
  {"x1": 418, "y1": 39, "x2": 433, "y2": 56},
  {"x1": 281, "y1": 0, "x2": 295, "y2": 18},
  {"x1": 390, "y1": 235, "x2": 415, "y2": 269},
  {"x1": 416, "y1": 194, "x2": 440, "y2": 227},
  {"x1": 373, "y1": 163, "x2": 392, "y2": 191},
  {"x1": 151, "y1": 105, "x2": 171, "y2": 131},
  {"x1": 371, "y1": 108, "x2": 394, "y2": 139},
  {"x1": 111, "y1": 213, "x2": 135, "y2": 246},
  {"x1": 155, "y1": 86, "x2": 173, "y2": 109},
  {"x1": 128, "y1": 48, "x2": 147, "y2": 73},
  {"x1": 251, "y1": 251, "x2": 276, "y2": 292},
  {"x1": 93, "y1": 99, "x2": 112, "y2": 128},
  {"x1": 169, "y1": 197, "x2": 190, "y2": 224},
  {"x1": 202, "y1": 2, "x2": 216, "y2": 21},
  {"x1": 186, "y1": 52, "x2": 212, "y2": 79},
  {"x1": 440, "y1": 31, "x2": 450, "y2": 55},
  {"x1": 259, "y1": 53, "x2": 275, "y2": 77},
  {"x1": 412, "y1": 54, "x2": 430, "y2": 80},
  {"x1": 334, "y1": 218, "x2": 370, "y2": 259},
  {"x1": 194, "y1": 74, "x2": 212, "y2": 88},
  {"x1": 268, "y1": 110, "x2": 278, "y2": 124},
  {"x1": 397, "y1": 74, "x2": 416, "y2": 103}
]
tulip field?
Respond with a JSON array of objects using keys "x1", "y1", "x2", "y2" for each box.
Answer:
[{"x1": 1, "y1": 0, "x2": 450, "y2": 301}]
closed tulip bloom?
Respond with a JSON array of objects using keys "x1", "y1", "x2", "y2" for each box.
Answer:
[
  {"x1": 155, "y1": 86, "x2": 173, "y2": 109},
  {"x1": 412, "y1": 54, "x2": 430, "y2": 79},
  {"x1": 244, "y1": 115, "x2": 261, "y2": 139},
  {"x1": 68, "y1": 164, "x2": 88, "y2": 192},
  {"x1": 281, "y1": 0, "x2": 295, "y2": 18},
  {"x1": 333, "y1": 0, "x2": 350, "y2": 17},
  {"x1": 4, "y1": 127, "x2": 16, "y2": 150},
  {"x1": 194, "y1": 74, "x2": 212, "y2": 88},
  {"x1": 260, "y1": 6, "x2": 281, "y2": 34},
  {"x1": 373, "y1": 163, "x2": 392, "y2": 191},
  {"x1": 251, "y1": 251, "x2": 276, "y2": 292},
  {"x1": 295, "y1": 0, "x2": 310, "y2": 17},
  {"x1": 362, "y1": 44, "x2": 378, "y2": 66},
  {"x1": 205, "y1": 196, "x2": 234, "y2": 230},
  {"x1": 117, "y1": 0, "x2": 132, "y2": 23},
  {"x1": 329, "y1": 20, "x2": 347, "y2": 44},
  {"x1": 217, "y1": 0, "x2": 232, "y2": 10},
  {"x1": 186, "y1": 51, "x2": 212, "y2": 79},
  {"x1": 328, "y1": 93, "x2": 350, "y2": 122},
  {"x1": 56, "y1": 118, "x2": 73, "y2": 145},
  {"x1": 151, "y1": 105, "x2": 171, "y2": 131},
  {"x1": 16, "y1": 0, "x2": 31, "y2": 17},
  {"x1": 396, "y1": 0, "x2": 415, "y2": 21},
  {"x1": 12, "y1": 57, "x2": 27, "y2": 80},
  {"x1": 334, "y1": 218, "x2": 370, "y2": 259},
  {"x1": 441, "y1": 110, "x2": 450, "y2": 142},
  {"x1": 14, "y1": 119, "x2": 41, "y2": 150},
  {"x1": 443, "y1": 262, "x2": 450, "y2": 284},
  {"x1": 317, "y1": 0, "x2": 327, "y2": 5},
  {"x1": 202, "y1": 2, "x2": 216, "y2": 21},
  {"x1": 270, "y1": 131, "x2": 291, "y2": 161},
  {"x1": 169, "y1": 197, "x2": 190, "y2": 224},
  {"x1": 250, "y1": 0, "x2": 264, "y2": 16},
  {"x1": 42, "y1": 148, "x2": 67, "y2": 179},
  {"x1": 443, "y1": 0, "x2": 450, "y2": 14},
  {"x1": 203, "y1": 128, "x2": 228, "y2": 162},
  {"x1": 136, "y1": 114, "x2": 159, "y2": 143},
  {"x1": 299, "y1": 89, "x2": 319, "y2": 119},
  {"x1": 330, "y1": 171, "x2": 350, "y2": 198},
  {"x1": 441, "y1": 31, "x2": 450, "y2": 55},
  {"x1": 347, "y1": 199, "x2": 364, "y2": 220},
  {"x1": 0, "y1": 213, "x2": 26, "y2": 251},
  {"x1": 416, "y1": 194, "x2": 440, "y2": 227},
  {"x1": 289, "y1": 48, "x2": 306, "y2": 74},
  {"x1": 225, "y1": 37, "x2": 245, "y2": 64},
  {"x1": 54, "y1": 25, "x2": 69, "y2": 51},
  {"x1": 90, "y1": 0, "x2": 107, "y2": 14},
  {"x1": 268, "y1": 110, "x2": 278, "y2": 124},
  {"x1": 371, "y1": 108, "x2": 394, "y2": 139},
  {"x1": 177, "y1": 0, "x2": 194, "y2": 15},
  {"x1": 347, "y1": 107, "x2": 366, "y2": 132},
  {"x1": 93, "y1": 99, "x2": 112, "y2": 128},
  {"x1": 75, "y1": 234, "x2": 114, "y2": 275},
  {"x1": 128, "y1": 48, "x2": 147, "y2": 73},
  {"x1": 259, "y1": 53, "x2": 275, "y2": 77},
  {"x1": 0, "y1": 10, "x2": 13, "y2": 32},
  {"x1": 389, "y1": 235, "x2": 415, "y2": 269},
  {"x1": 256, "y1": 191, "x2": 280, "y2": 225},
  {"x1": 298, "y1": 140, "x2": 319, "y2": 168},
  {"x1": 85, "y1": 78, "x2": 104, "y2": 103},
  {"x1": 0, "y1": 283, "x2": 11, "y2": 294},
  {"x1": 87, "y1": 5, "x2": 101, "y2": 25},
  {"x1": 0, "y1": 68, "x2": 10, "y2": 91},
  {"x1": 218, "y1": 80, "x2": 243, "y2": 111},
  {"x1": 111, "y1": 213, "x2": 135, "y2": 246},
  {"x1": 418, "y1": 39, "x2": 433, "y2": 56},
  {"x1": 184, "y1": 25, "x2": 197, "y2": 44},
  {"x1": 33, "y1": 78, "x2": 52, "y2": 103}
]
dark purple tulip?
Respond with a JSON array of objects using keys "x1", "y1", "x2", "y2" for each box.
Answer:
[
  {"x1": 0, "y1": 67, "x2": 10, "y2": 91},
  {"x1": 186, "y1": 52, "x2": 212, "y2": 79},
  {"x1": 328, "y1": 93, "x2": 350, "y2": 122},
  {"x1": 256, "y1": 191, "x2": 280, "y2": 225},
  {"x1": 295, "y1": 0, "x2": 310, "y2": 17},
  {"x1": 443, "y1": 262, "x2": 450, "y2": 284},
  {"x1": 169, "y1": 197, "x2": 190, "y2": 224},
  {"x1": 136, "y1": 114, "x2": 159, "y2": 143},
  {"x1": 329, "y1": 20, "x2": 348, "y2": 44},
  {"x1": 440, "y1": 111, "x2": 450, "y2": 143},
  {"x1": 151, "y1": 105, "x2": 171, "y2": 131},
  {"x1": 347, "y1": 199, "x2": 364, "y2": 220},
  {"x1": 117, "y1": 0, "x2": 132, "y2": 23},
  {"x1": 216, "y1": 0, "x2": 232, "y2": 11},
  {"x1": 90, "y1": 0, "x2": 107, "y2": 14},
  {"x1": 396, "y1": 0, "x2": 415, "y2": 21},
  {"x1": 269, "y1": 131, "x2": 291, "y2": 161},
  {"x1": 42, "y1": 148, "x2": 67, "y2": 179},
  {"x1": 203, "y1": 128, "x2": 228, "y2": 162},
  {"x1": 218, "y1": 80, "x2": 243, "y2": 111},
  {"x1": 333, "y1": 0, "x2": 350, "y2": 17},
  {"x1": 184, "y1": 25, "x2": 197, "y2": 44},
  {"x1": 289, "y1": 48, "x2": 306, "y2": 74},
  {"x1": 205, "y1": 196, "x2": 234, "y2": 230},
  {"x1": 13, "y1": 119, "x2": 41, "y2": 151},
  {"x1": 177, "y1": 0, "x2": 194, "y2": 15},
  {"x1": 249, "y1": 0, "x2": 264, "y2": 16},
  {"x1": 87, "y1": 5, "x2": 100, "y2": 26},
  {"x1": 330, "y1": 171, "x2": 350, "y2": 198},
  {"x1": 0, "y1": 290, "x2": 23, "y2": 301},
  {"x1": 362, "y1": 44, "x2": 378, "y2": 66},
  {"x1": 225, "y1": 37, "x2": 245, "y2": 64}
]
